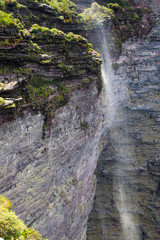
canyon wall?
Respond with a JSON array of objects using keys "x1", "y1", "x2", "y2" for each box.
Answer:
[
  {"x1": 0, "y1": 1, "x2": 160, "y2": 240},
  {"x1": 0, "y1": 83, "x2": 105, "y2": 240},
  {"x1": 87, "y1": 1, "x2": 160, "y2": 239},
  {"x1": 0, "y1": 1, "x2": 106, "y2": 239}
]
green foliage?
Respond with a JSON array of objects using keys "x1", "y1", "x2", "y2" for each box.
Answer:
[
  {"x1": 28, "y1": 0, "x2": 82, "y2": 24},
  {"x1": 0, "y1": 97, "x2": 5, "y2": 105},
  {"x1": 80, "y1": 2, "x2": 114, "y2": 29},
  {"x1": 30, "y1": 24, "x2": 63, "y2": 37},
  {"x1": 0, "y1": 0, "x2": 83, "y2": 30},
  {"x1": 30, "y1": 24, "x2": 91, "y2": 50},
  {"x1": 55, "y1": 94, "x2": 64, "y2": 107},
  {"x1": 24, "y1": 75, "x2": 52, "y2": 108},
  {"x1": 0, "y1": 10, "x2": 17, "y2": 27},
  {"x1": 5, "y1": 103, "x2": 16, "y2": 108},
  {"x1": 0, "y1": 196, "x2": 12, "y2": 210},
  {"x1": 65, "y1": 32, "x2": 88, "y2": 43},
  {"x1": 0, "y1": 195, "x2": 46, "y2": 240},
  {"x1": 108, "y1": 3, "x2": 121, "y2": 9},
  {"x1": 82, "y1": 79, "x2": 91, "y2": 88},
  {"x1": 0, "y1": 10, "x2": 24, "y2": 28},
  {"x1": 105, "y1": 0, "x2": 130, "y2": 8},
  {"x1": 0, "y1": 0, "x2": 17, "y2": 11}
]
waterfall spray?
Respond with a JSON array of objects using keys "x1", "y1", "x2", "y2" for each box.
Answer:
[{"x1": 99, "y1": 27, "x2": 141, "y2": 240}]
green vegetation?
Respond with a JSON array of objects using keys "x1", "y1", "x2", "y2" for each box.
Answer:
[
  {"x1": 33, "y1": 0, "x2": 83, "y2": 23},
  {"x1": 0, "y1": 195, "x2": 46, "y2": 240},
  {"x1": 0, "y1": 195, "x2": 12, "y2": 210},
  {"x1": 0, "y1": 97, "x2": 5, "y2": 105},
  {"x1": 110, "y1": 3, "x2": 151, "y2": 55},
  {"x1": 0, "y1": 0, "x2": 102, "y2": 136},
  {"x1": 5, "y1": 103, "x2": 16, "y2": 108},
  {"x1": 80, "y1": 2, "x2": 114, "y2": 29},
  {"x1": 105, "y1": 0, "x2": 130, "y2": 7},
  {"x1": 0, "y1": 10, "x2": 21, "y2": 28},
  {"x1": 0, "y1": 0, "x2": 83, "y2": 26},
  {"x1": 30, "y1": 24, "x2": 89, "y2": 46},
  {"x1": 0, "y1": 0, "x2": 17, "y2": 11},
  {"x1": 80, "y1": 0, "x2": 153, "y2": 56},
  {"x1": 30, "y1": 24, "x2": 63, "y2": 37},
  {"x1": 82, "y1": 78, "x2": 91, "y2": 88},
  {"x1": 23, "y1": 75, "x2": 53, "y2": 109}
]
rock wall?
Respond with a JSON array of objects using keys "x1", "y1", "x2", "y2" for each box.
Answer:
[
  {"x1": 0, "y1": 28, "x2": 105, "y2": 240},
  {"x1": 72, "y1": 0, "x2": 93, "y2": 13},
  {"x1": 0, "y1": 2, "x2": 106, "y2": 239},
  {"x1": 1, "y1": 1, "x2": 159, "y2": 240},
  {"x1": 87, "y1": 1, "x2": 160, "y2": 240},
  {"x1": 0, "y1": 82, "x2": 105, "y2": 240}
]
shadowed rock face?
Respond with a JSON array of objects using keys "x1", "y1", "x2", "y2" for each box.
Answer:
[
  {"x1": 0, "y1": 82, "x2": 105, "y2": 240},
  {"x1": 87, "y1": 1, "x2": 160, "y2": 240},
  {"x1": 72, "y1": 0, "x2": 93, "y2": 13},
  {"x1": 127, "y1": 0, "x2": 160, "y2": 15},
  {"x1": 0, "y1": 25, "x2": 105, "y2": 240},
  {"x1": 0, "y1": 1, "x2": 159, "y2": 240},
  {"x1": 0, "y1": 2, "x2": 105, "y2": 240}
]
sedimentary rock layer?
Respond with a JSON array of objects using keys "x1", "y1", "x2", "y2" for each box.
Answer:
[
  {"x1": 0, "y1": 2, "x2": 104, "y2": 239},
  {"x1": 87, "y1": 1, "x2": 160, "y2": 239}
]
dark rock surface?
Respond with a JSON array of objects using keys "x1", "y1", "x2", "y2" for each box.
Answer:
[
  {"x1": 72, "y1": 0, "x2": 93, "y2": 13},
  {"x1": 0, "y1": 0, "x2": 160, "y2": 240},
  {"x1": 0, "y1": 2, "x2": 104, "y2": 240},
  {"x1": 87, "y1": 1, "x2": 160, "y2": 239}
]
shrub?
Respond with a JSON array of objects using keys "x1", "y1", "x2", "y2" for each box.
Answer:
[
  {"x1": 0, "y1": 196, "x2": 12, "y2": 210},
  {"x1": 80, "y1": 2, "x2": 114, "y2": 29},
  {"x1": 0, "y1": 195, "x2": 46, "y2": 240}
]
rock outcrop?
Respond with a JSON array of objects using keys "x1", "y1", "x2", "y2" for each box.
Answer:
[
  {"x1": 0, "y1": 1, "x2": 105, "y2": 240},
  {"x1": 0, "y1": 82, "x2": 105, "y2": 240},
  {"x1": 1, "y1": 0, "x2": 160, "y2": 240}
]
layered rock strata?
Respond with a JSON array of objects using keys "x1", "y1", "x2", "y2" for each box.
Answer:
[
  {"x1": 0, "y1": 2, "x2": 105, "y2": 240},
  {"x1": 1, "y1": 0, "x2": 84, "y2": 32},
  {"x1": 87, "y1": 1, "x2": 160, "y2": 239},
  {"x1": 0, "y1": 83, "x2": 105, "y2": 240}
]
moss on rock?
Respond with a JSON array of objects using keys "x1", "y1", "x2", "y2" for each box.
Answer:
[
  {"x1": 0, "y1": 195, "x2": 46, "y2": 240},
  {"x1": 0, "y1": 10, "x2": 21, "y2": 28},
  {"x1": 80, "y1": 1, "x2": 155, "y2": 56},
  {"x1": 0, "y1": 97, "x2": 5, "y2": 105}
]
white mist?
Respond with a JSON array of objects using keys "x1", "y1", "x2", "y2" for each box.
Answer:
[{"x1": 100, "y1": 28, "x2": 141, "y2": 240}]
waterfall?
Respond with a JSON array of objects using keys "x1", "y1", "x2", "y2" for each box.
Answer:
[{"x1": 88, "y1": 26, "x2": 141, "y2": 240}]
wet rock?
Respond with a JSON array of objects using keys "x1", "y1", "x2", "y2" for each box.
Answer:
[{"x1": 87, "y1": 1, "x2": 160, "y2": 239}]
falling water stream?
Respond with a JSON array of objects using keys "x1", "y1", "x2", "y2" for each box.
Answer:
[
  {"x1": 87, "y1": 19, "x2": 141, "y2": 240},
  {"x1": 101, "y1": 29, "x2": 141, "y2": 240}
]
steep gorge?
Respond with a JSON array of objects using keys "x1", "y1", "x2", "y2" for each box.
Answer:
[{"x1": 0, "y1": 0, "x2": 160, "y2": 240}]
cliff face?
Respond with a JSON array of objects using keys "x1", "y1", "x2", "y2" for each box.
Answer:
[
  {"x1": 87, "y1": 1, "x2": 160, "y2": 239},
  {"x1": 0, "y1": 1, "x2": 106, "y2": 240},
  {"x1": 0, "y1": 83, "x2": 105, "y2": 240},
  {"x1": 1, "y1": 1, "x2": 160, "y2": 240}
]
